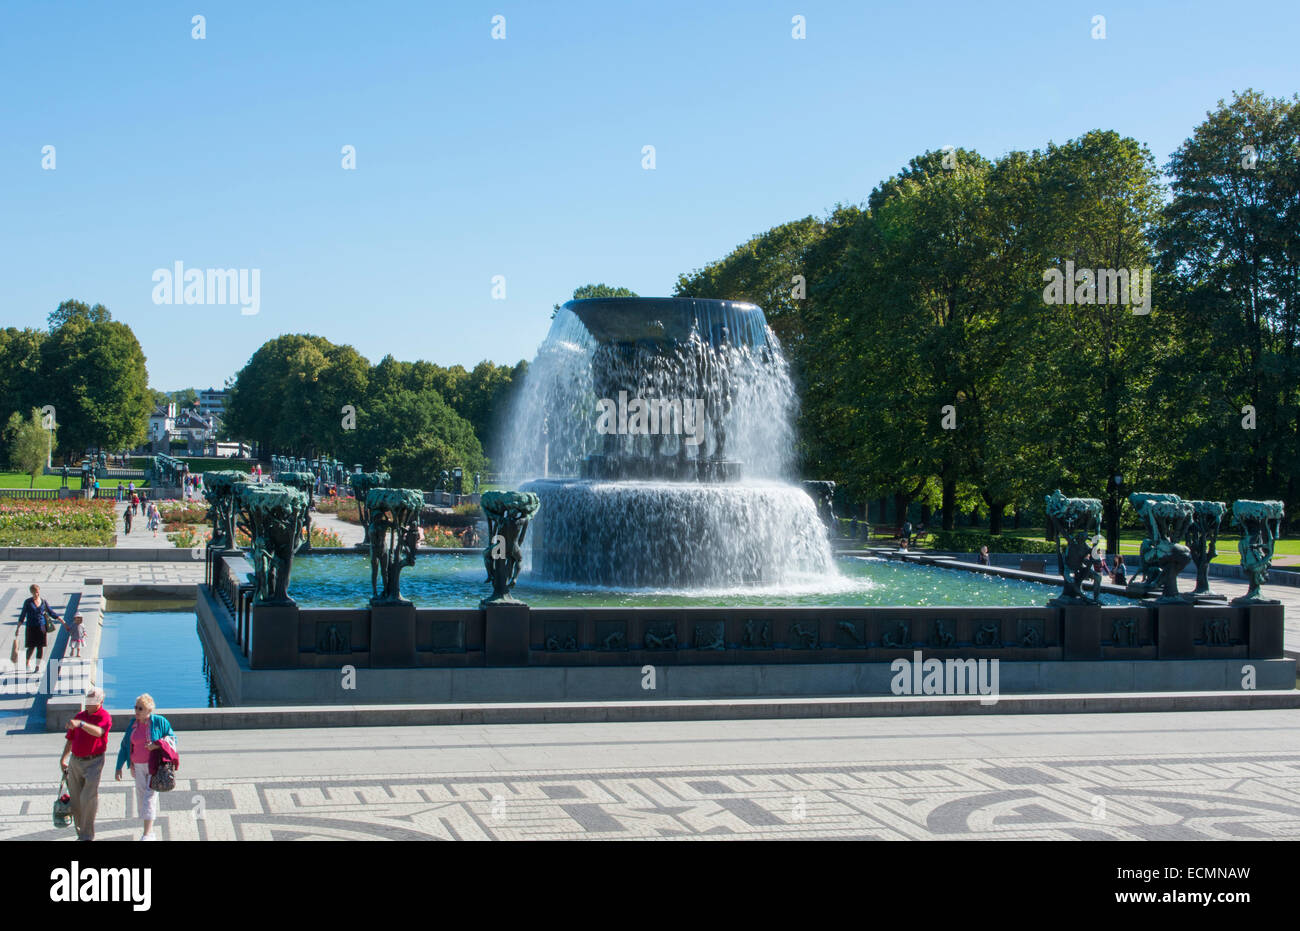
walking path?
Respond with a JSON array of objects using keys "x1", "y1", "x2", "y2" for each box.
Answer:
[
  {"x1": 311, "y1": 510, "x2": 364, "y2": 546},
  {"x1": 1, "y1": 711, "x2": 1298, "y2": 840},
  {"x1": 112, "y1": 499, "x2": 168, "y2": 548}
]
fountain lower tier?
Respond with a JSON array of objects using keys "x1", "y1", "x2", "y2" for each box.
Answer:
[{"x1": 521, "y1": 479, "x2": 836, "y2": 588}]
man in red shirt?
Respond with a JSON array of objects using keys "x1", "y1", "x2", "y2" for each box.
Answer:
[{"x1": 60, "y1": 688, "x2": 112, "y2": 841}]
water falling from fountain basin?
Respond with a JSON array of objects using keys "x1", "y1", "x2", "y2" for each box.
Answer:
[{"x1": 501, "y1": 297, "x2": 837, "y2": 588}]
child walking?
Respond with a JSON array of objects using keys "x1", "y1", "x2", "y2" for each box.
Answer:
[{"x1": 65, "y1": 614, "x2": 86, "y2": 659}]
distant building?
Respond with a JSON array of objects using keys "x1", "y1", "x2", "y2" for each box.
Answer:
[
  {"x1": 174, "y1": 407, "x2": 219, "y2": 453},
  {"x1": 199, "y1": 387, "x2": 228, "y2": 419},
  {"x1": 148, "y1": 403, "x2": 176, "y2": 451}
]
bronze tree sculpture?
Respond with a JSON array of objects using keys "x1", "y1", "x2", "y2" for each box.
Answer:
[
  {"x1": 234, "y1": 482, "x2": 309, "y2": 605},
  {"x1": 1128, "y1": 493, "x2": 1193, "y2": 602},
  {"x1": 1045, "y1": 489, "x2": 1103, "y2": 604},
  {"x1": 481, "y1": 490, "x2": 541, "y2": 605},
  {"x1": 277, "y1": 471, "x2": 316, "y2": 553},
  {"x1": 1230, "y1": 500, "x2": 1284, "y2": 604},
  {"x1": 1185, "y1": 500, "x2": 1226, "y2": 602},
  {"x1": 366, "y1": 487, "x2": 424, "y2": 605},
  {"x1": 201, "y1": 469, "x2": 252, "y2": 550},
  {"x1": 348, "y1": 471, "x2": 390, "y2": 544}
]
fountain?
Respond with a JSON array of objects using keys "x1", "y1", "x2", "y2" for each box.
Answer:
[{"x1": 501, "y1": 297, "x2": 835, "y2": 588}]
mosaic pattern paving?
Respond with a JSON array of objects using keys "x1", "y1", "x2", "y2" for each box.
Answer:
[{"x1": 4, "y1": 751, "x2": 1299, "y2": 841}]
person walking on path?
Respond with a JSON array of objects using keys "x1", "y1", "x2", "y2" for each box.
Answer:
[
  {"x1": 123, "y1": 504, "x2": 133, "y2": 535},
  {"x1": 60, "y1": 688, "x2": 112, "y2": 841},
  {"x1": 16, "y1": 583, "x2": 61, "y2": 673},
  {"x1": 131, "y1": 492, "x2": 140, "y2": 516},
  {"x1": 115, "y1": 694, "x2": 175, "y2": 842},
  {"x1": 147, "y1": 502, "x2": 161, "y2": 538}
]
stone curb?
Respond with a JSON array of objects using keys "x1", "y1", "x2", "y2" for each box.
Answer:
[{"x1": 44, "y1": 689, "x2": 1300, "y2": 732}]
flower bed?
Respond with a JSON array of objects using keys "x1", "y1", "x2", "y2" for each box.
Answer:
[
  {"x1": 315, "y1": 497, "x2": 361, "y2": 522},
  {"x1": 157, "y1": 501, "x2": 209, "y2": 524},
  {"x1": 0, "y1": 498, "x2": 116, "y2": 546},
  {"x1": 423, "y1": 525, "x2": 478, "y2": 548},
  {"x1": 167, "y1": 524, "x2": 342, "y2": 548}
]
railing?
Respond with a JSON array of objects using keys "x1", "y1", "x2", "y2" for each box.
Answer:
[
  {"x1": 212, "y1": 550, "x2": 255, "y2": 657},
  {"x1": 422, "y1": 491, "x2": 481, "y2": 508},
  {"x1": 0, "y1": 488, "x2": 62, "y2": 499}
]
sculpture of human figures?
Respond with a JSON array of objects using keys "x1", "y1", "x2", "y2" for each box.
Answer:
[
  {"x1": 348, "y1": 471, "x2": 390, "y2": 544},
  {"x1": 1045, "y1": 489, "x2": 1103, "y2": 604},
  {"x1": 1185, "y1": 500, "x2": 1226, "y2": 601},
  {"x1": 234, "y1": 483, "x2": 309, "y2": 605},
  {"x1": 1231, "y1": 500, "x2": 1284, "y2": 604},
  {"x1": 277, "y1": 471, "x2": 316, "y2": 553},
  {"x1": 1127, "y1": 492, "x2": 1182, "y2": 594},
  {"x1": 1131, "y1": 496, "x2": 1194, "y2": 603},
  {"x1": 202, "y1": 470, "x2": 252, "y2": 550},
  {"x1": 366, "y1": 488, "x2": 423, "y2": 604},
  {"x1": 480, "y1": 491, "x2": 541, "y2": 605}
]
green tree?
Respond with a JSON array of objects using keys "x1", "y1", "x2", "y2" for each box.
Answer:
[
  {"x1": 674, "y1": 217, "x2": 824, "y2": 347},
  {"x1": 0, "y1": 327, "x2": 47, "y2": 432},
  {"x1": 553, "y1": 283, "x2": 639, "y2": 318},
  {"x1": 47, "y1": 299, "x2": 111, "y2": 330},
  {"x1": 1157, "y1": 90, "x2": 1300, "y2": 518},
  {"x1": 224, "y1": 335, "x2": 369, "y2": 458},
  {"x1": 1033, "y1": 131, "x2": 1168, "y2": 549},
  {"x1": 355, "y1": 388, "x2": 486, "y2": 487},
  {"x1": 4, "y1": 408, "x2": 52, "y2": 487},
  {"x1": 40, "y1": 309, "x2": 151, "y2": 460}
]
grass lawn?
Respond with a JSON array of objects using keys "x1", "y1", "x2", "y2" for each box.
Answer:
[
  {"x1": 0, "y1": 471, "x2": 147, "y2": 490},
  {"x1": 996, "y1": 527, "x2": 1298, "y2": 564}
]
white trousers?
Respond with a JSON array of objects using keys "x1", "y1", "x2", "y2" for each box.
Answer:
[{"x1": 133, "y1": 762, "x2": 158, "y2": 821}]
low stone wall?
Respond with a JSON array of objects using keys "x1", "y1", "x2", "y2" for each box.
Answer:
[
  {"x1": 0, "y1": 547, "x2": 204, "y2": 562},
  {"x1": 203, "y1": 549, "x2": 1285, "y2": 672}
]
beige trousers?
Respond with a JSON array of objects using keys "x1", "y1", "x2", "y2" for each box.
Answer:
[{"x1": 66, "y1": 753, "x2": 105, "y2": 840}]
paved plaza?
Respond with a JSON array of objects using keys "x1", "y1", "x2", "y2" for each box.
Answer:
[{"x1": 1, "y1": 711, "x2": 1299, "y2": 840}]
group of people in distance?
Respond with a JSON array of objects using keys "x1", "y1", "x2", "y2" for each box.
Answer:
[
  {"x1": 973, "y1": 537, "x2": 1129, "y2": 586},
  {"x1": 121, "y1": 482, "x2": 163, "y2": 537}
]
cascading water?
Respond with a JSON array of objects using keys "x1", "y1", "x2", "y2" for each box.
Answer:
[{"x1": 499, "y1": 297, "x2": 837, "y2": 588}]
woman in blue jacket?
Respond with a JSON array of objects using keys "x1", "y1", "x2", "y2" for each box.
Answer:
[
  {"x1": 16, "y1": 584, "x2": 61, "y2": 673},
  {"x1": 114, "y1": 694, "x2": 176, "y2": 841}
]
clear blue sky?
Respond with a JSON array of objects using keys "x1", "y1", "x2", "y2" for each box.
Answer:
[{"x1": 1, "y1": 0, "x2": 1295, "y2": 390}]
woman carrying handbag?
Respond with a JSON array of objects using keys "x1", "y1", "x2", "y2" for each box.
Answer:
[
  {"x1": 16, "y1": 584, "x2": 61, "y2": 674},
  {"x1": 114, "y1": 693, "x2": 177, "y2": 841}
]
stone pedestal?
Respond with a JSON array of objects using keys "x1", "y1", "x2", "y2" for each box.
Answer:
[
  {"x1": 370, "y1": 602, "x2": 417, "y2": 667},
  {"x1": 1061, "y1": 604, "x2": 1101, "y2": 660},
  {"x1": 1156, "y1": 603, "x2": 1197, "y2": 659},
  {"x1": 484, "y1": 602, "x2": 530, "y2": 666},
  {"x1": 1246, "y1": 603, "x2": 1284, "y2": 659},
  {"x1": 250, "y1": 602, "x2": 300, "y2": 669}
]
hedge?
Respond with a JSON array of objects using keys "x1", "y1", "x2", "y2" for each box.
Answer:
[
  {"x1": 926, "y1": 530, "x2": 1057, "y2": 554},
  {"x1": 130, "y1": 456, "x2": 255, "y2": 473}
]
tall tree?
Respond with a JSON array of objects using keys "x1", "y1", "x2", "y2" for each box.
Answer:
[
  {"x1": 1157, "y1": 90, "x2": 1300, "y2": 519},
  {"x1": 47, "y1": 299, "x2": 111, "y2": 330},
  {"x1": 0, "y1": 327, "x2": 47, "y2": 432},
  {"x1": 1034, "y1": 131, "x2": 1169, "y2": 549},
  {"x1": 4, "y1": 408, "x2": 52, "y2": 487},
  {"x1": 40, "y1": 310, "x2": 150, "y2": 459}
]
